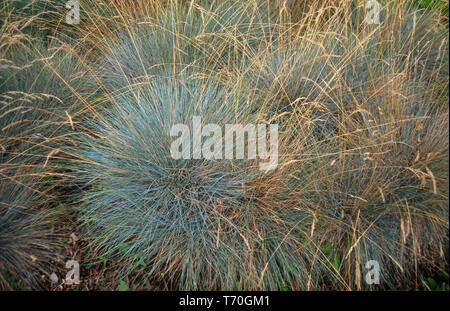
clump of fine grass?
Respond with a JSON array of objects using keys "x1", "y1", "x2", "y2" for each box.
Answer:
[
  {"x1": 244, "y1": 1, "x2": 449, "y2": 289},
  {"x1": 0, "y1": 9, "x2": 89, "y2": 289},
  {"x1": 0, "y1": 29, "x2": 93, "y2": 165},
  {"x1": 0, "y1": 168, "x2": 67, "y2": 290},
  {"x1": 73, "y1": 0, "x2": 279, "y2": 83},
  {"x1": 71, "y1": 72, "x2": 296, "y2": 290}
]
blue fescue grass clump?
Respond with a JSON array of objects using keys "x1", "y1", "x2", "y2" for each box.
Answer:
[
  {"x1": 0, "y1": 169, "x2": 66, "y2": 290},
  {"x1": 0, "y1": 11, "x2": 88, "y2": 289},
  {"x1": 71, "y1": 74, "x2": 306, "y2": 290},
  {"x1": 247, "y1": 2, "x2": 448, "y2": 109},
  {"x1": 245, "y1": 1, "x2": 449, "y2": 289},
  {"x1": 79, "y1": 0, "x2": 277, "y2": 89},
  {"x1": 0, "y1": 33, "x2": 91, "y2": 165}
]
